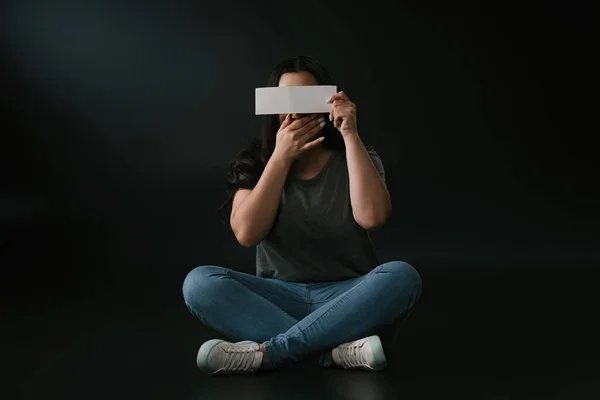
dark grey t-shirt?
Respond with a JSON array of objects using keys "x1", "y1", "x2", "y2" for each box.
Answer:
[{"x1": 255, "y1": 146, "x2": 386, "y2": 283}]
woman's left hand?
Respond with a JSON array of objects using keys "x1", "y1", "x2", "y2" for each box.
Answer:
[{"x1": 327, "y1": 91, "x2": 358, "y2": 137}]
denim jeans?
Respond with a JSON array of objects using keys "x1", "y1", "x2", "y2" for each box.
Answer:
[{"x1": 182, "y1": 261, "x2": 421, "y2": 369}]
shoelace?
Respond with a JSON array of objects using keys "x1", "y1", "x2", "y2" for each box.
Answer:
[
  {"x1": 220, "y1": 343, "x2": 259, "y2": 372},
  {"x1": 339, "y1": 341, "x2": 367, "y2": 369}
]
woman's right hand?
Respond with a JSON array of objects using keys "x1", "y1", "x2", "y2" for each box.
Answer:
[{"x1": 273, "y1": 114, "x2": 326, "y2": 162}]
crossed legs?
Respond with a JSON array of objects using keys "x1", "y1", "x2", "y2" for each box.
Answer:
[{"x1": 182, "y1": 261, "x2": 421, "y2": 369}]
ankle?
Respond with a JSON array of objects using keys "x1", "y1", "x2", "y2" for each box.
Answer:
[{"x1": 259, "y1": 343, "x2": 270, "y2": 370}]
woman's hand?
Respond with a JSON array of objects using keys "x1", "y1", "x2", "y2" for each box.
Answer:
[
  {"x1": 327, "y1": 91, "x2": 358, "y2": 137},
  {"x1": 272, "y1": 114, "x2": 326, "y2": 162}
]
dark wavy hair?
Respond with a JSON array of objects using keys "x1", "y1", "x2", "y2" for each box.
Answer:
[{"x1": 217, "y1": 56, "x2": 346, "y2": 229}]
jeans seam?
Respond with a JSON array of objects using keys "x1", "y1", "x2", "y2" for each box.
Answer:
[
  {"x1": 287, "y1": 274, "x2": 371, "y2": 343},
  {"x1": 305, "y1": 284, "x2": 311, "y2": 315}
]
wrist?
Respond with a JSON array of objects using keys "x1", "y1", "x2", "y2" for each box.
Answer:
[
  {"x1": 270, "y1": 150, "x2": 293, "y2": 169},
  {"x1": 342, "y1": 131, "x2": 361, "y2": 144}
]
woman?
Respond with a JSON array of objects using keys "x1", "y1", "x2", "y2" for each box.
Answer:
[{"x1": 183, "y1": 56, "x2": 421, "y2": 375}]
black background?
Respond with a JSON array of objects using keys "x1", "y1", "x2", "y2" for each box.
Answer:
[{"x1": 2, "y1": 0, "x2": 599, "y2": 398}]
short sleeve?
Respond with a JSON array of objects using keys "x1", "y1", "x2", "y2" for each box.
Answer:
[{"x1": 365, "y1": 146, "x2": 386, "y2": 184}]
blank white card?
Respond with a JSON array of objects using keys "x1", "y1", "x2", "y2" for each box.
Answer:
[{"x1": 255, "y1": 85, "x2": 337, "y2": 115}]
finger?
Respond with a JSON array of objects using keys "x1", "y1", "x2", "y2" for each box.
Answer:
[
  {"x1": 334, "y1": 116, "x2": 343, "y2": 129},
  {"x1": 290, "y1": 115, "x2": 318, "y2": 131},
  {"x1": 289, "y1": 114, "x2": 319, "y2": 130},
  {"x1": 332, "y1": 99, "x2": 350, "y2": 106},
  {"x1": 330, "y1": 106, "x2": 342, "y2": 128},
  {"x1": 300, "y1": 136, "x2": 325, "y2": 152},
  {"x1": 329, "y1": 102, "x2": 341, "y2": 122},
  {"x1": 331, "y1": 104, "x2": 343, "y2": 123},
  {"x1": 332, "y1": 102, "x2": 355, "y2": 122},
  {"x1": 330, "y1": 101, "x2": 349, "y2": 121},
  {"x1": 327, "y1": 93, "x2": 344, "y2": 103},
  {"x1": 295, "y1": 116, "x2": 325, "y2": 135},
  {"x1": 299, "y1": 118, "x2": 326, "y2": 146},
  {"x1": 279, "y1": 114, "x2": 292, "y2": 130},
  {"x1": 327, "y1": 91, "x2": 349, "y2": 103}
]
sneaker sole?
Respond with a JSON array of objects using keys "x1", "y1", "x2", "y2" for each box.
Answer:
[
  {"x1": 366, "y1": 335, "x2": 388, "y2": 371},
  {"x1": 196, "y1": 339, "x2": 225, "y2": 374}
]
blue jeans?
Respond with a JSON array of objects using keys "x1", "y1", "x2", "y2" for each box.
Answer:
[{"x1": 182, "y1": 261, "x2": 421, "y2": 369}]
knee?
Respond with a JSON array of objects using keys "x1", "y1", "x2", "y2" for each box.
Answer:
[
  {"x1": 182, "y1": 265, "x2": 228, "y2": 306},
  {"x1": 376, "y1": 261, "x2": 422, "y2": 298}
]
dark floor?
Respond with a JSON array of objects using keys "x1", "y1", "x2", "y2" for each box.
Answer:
[{"x1": 6, "y1": 262, "x2": 600, "y2": 399}]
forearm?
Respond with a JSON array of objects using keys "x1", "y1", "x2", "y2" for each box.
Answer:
[
  {"x1": 231, "y1": 152, "x2": 292, "y2": 246},
  {"x1": 344, "y1": 133, "x2": 392, "y2": 230}
]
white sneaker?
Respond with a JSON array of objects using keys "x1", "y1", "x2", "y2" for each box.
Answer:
[
  {"x1": 331, "y1": 335, "x2": 387, "y2": 371},
  {"x1": 196, "y1": 339, "x2": 263, "y2": 375}
]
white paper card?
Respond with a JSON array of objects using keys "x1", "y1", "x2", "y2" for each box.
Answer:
[{"x1": 255, "y1": 85, "x2": 337, "y2": 115}]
